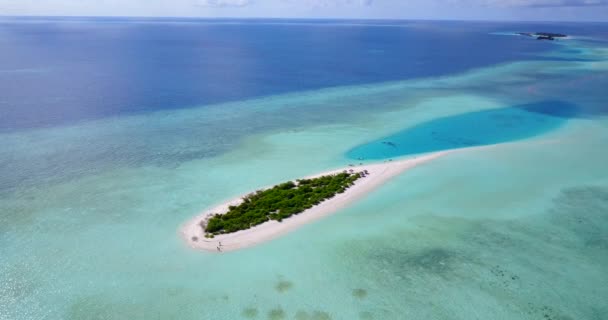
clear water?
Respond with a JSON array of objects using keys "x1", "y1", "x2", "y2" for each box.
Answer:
[
  {"x1": 1, "y1": 19, "x2": 608, "y2": 320},
  {"x1": 346, "y1": 101, "x2": 576, "y2": 160}
]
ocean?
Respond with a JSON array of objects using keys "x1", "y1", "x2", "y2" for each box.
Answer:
[{"x1": 1, "y1": 18, "x2": 607, "y2": 320}]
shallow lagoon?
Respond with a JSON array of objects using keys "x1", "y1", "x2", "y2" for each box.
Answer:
[{"x1": 346, "y1": 101, "x2": 577, "y2": 160}]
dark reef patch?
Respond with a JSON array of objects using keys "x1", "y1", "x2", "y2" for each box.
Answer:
[
  {"x1": 267, "y1": 307, "x2": 286, "y2": 320},
  {"x1": 524, "y1": 304, "x2": 575, "y2": 320},
  {"x1": 352, "y1": 288, "x2": 368, "y2": 299},
  {"x1": 545, "y1": 186, "x2": 608, "y2": 251},
  {"x1": 487, "y1": 264, "x2": 521, "y2": 291},
  {"x1": 401, "y1": 248, "x2": 456, "y2": 275},
  {"x1": 371, "y1": 247, "x2": 462, "y2": 279},
  {"x1": 242, "y1": 307, "x2": 259, "y2": 318},
  {"x1": 274, "y1": 280, "x2": 294, "y2": 293}
]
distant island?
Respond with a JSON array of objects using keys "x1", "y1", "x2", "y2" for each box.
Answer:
[
  {"x1": 516, "y1": 32, "x2": 568, "y2": 41},
  {"x1": 204, "y1": 171, "x2": 364, "y2": 236}
]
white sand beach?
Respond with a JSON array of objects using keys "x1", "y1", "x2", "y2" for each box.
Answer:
[{"x1": 180, "y1": 150, "x2": 452, "y2": 253}]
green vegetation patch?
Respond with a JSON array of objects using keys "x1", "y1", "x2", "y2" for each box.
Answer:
[{"x1": 204, "y1": 172, "x2": 363, "y2": 235}]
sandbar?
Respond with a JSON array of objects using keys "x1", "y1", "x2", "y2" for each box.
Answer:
[{"x1": 180, "y1": 150, "x2": 451, "y2": 252}]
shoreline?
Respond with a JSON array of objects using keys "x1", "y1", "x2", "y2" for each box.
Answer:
[{"x1": 180, "y1": 150, "x2": 452, "y2": 253}]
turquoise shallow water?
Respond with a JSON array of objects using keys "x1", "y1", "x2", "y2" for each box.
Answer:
[
  {"x1": 346, "y1": 101, "x2": 576, "y2": 160},
  {"x1": 1, "y1": 35, "x2": 608, "y2": 320}
]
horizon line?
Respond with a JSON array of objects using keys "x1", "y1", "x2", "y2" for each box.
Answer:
[{"x1": 1, "y1": 15, "x2": 607, "y2": 24}]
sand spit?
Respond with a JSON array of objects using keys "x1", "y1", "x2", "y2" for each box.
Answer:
[{"x1": 180, "y1": 151, "x2": 451, "y2": 252}]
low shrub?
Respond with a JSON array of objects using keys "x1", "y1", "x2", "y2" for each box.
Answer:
[{"x1": 204, "y1": 172, "x2": 362, "y2": 235}]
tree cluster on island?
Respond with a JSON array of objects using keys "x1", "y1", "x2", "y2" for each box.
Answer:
[
  {"x1": 203, "y1": 171, "x2": 364, "y2": 236},
  {"x1": 516, "y1": 32, "x2": 567, "y2": 41}
]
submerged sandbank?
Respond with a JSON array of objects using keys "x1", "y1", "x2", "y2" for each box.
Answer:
[{"x1": 180, "y1": 150, "x2": 451, "y2": 252}]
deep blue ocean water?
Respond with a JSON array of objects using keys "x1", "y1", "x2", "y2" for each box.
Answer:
[{"x1": 1, "y1": 17, "x2": 594, "y2": 131}]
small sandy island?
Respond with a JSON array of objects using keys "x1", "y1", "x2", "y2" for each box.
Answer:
[{"x1": 180, "y1": 150, "x2": 451, "y2": 252}]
